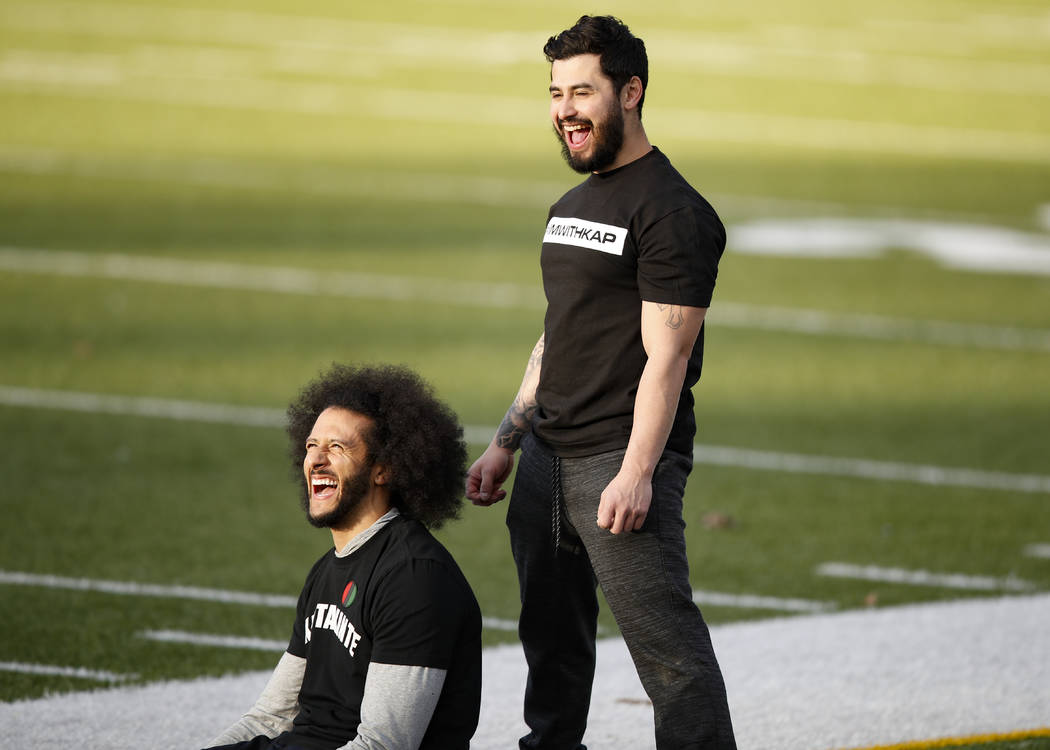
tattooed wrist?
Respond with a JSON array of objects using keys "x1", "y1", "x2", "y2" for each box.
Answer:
[{"x1": 494, "y1": 404, "x2": 535, "y2": 451}]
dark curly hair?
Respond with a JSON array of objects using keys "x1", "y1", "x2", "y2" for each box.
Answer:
[
  {"x1": 544, "y1": 15, "x2": 648, "y2": 117},
  {"x1": 286, "y1": 363, "x2": 467, "y2": 529}
]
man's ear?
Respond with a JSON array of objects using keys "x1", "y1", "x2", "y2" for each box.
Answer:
[
  {"x1": 621, "y1": 76, "x2": 644, "y2": 111},
  {"x1": 372, "y1": 464, "x2": 389, "y2": 486}
]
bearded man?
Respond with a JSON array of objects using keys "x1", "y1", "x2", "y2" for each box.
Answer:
[
  {"x1": 466, "y1": 15, "x2": 736, "y2": 750},
  {"x1": 204, "y1": 364, "x2": 481, "y2": 750}
]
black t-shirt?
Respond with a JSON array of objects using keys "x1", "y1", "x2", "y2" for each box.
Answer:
[
  {"x1": 282, "y1": 515, "x2": 481, "y2": 749},
  {"x1": 534, "y1": 148, "x2": 725, "y2": 458}
]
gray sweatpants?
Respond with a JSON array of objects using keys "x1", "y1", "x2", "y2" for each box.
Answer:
[{"x1": 508, "y1": 433, "x2": 736, "y2": 750}]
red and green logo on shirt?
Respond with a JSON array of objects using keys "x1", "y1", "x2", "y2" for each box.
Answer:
[{"x1": 341, "y1": 580, "x2": 357, "y2": 608}]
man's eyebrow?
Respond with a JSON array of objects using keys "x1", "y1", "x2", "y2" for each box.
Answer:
[{"x1": 549, "y1": 81, "x2": 596, "y2": 93}]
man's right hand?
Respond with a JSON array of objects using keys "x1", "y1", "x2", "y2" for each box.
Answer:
[{"x1": 465, "y1": 444, "x2": 515, "y2": 506}]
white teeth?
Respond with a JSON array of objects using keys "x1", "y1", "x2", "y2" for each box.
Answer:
[{"x1": 312, "y1": 477, "x2": 337, "y2": 487}]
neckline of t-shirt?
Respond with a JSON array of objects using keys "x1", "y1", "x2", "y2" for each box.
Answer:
[{"x1": 588, "y1": 146, "x2": 662, "y2": 182}]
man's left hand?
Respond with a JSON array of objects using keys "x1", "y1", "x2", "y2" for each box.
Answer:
[{"x1": 597, "y1": 471, "x2": 652, "y2": 534}]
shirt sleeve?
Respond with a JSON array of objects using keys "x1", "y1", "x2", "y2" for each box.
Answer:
[
  {"x1": 367, "y1": 558, "x2": 473, "y2": 669},
  {"x1": 205, "y1": 651, "x2": 305, "y2": 746},
  {"x1": 337, "y1": 663, "x2": 448, "y2": 750},
  {"x1": 636, "y1": 204, "x2": 725, "y2": 308}
]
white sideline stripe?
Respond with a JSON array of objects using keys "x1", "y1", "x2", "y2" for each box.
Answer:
[
  {"x1": 0, "y1": 661, "x2": 135, "y2": 683},
  {"x1": 3, "y1": 387, "x2": 1050, "y2": 495},
  {"x1": 3, "y1": 2, "x2": 1049, "y2": 99},
  {"x1": 692, "y1": 590, "x2": 832, "y2": 613},
  {"x1": 690, "y1": 444, "x2": 1050, "y2": 495},
  {"x1": 140, "y1": 630, "x2": 287, "y2": 652},
  {"x1": 714, "y1": 302, "x2": 1050, "y2": 352},
  {"x1": 0, "y1": 570, "x2": 298, "y2": 607},
  {"x1": 1, "y1": 74, "x2": 1045, "y2": 163},
  {"x1": 0, "y1": 144, "x2": 1025, "y2": 226},
  {"x1": 0, "y1": 385, "x2": 286, "y2": 428},
  {"x1": 1024, "y1": 543, "x2": 1050, "y2": 560},
  {"x1": 3, "y1": 247, "x2": 1049, "y2": 352},
  {"x1": 0, "y1": 147, "x2": 565, "y2": 209},
  {"x1": 815, "y1": 562, "x2": 1037, "y2": 592},
  {"x1": 0, "y1": 570, "x2": 521, "y2": 632},
  {"x1": 0, "y1": 247, "x2": 544, "y2": 310}
]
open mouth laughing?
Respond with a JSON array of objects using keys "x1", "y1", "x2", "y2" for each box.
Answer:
[
  {"x1": 311, "y1": 473, "x2": 338, "y2": 501},
  {"x1": 562, "y1": 121, "x2": 592, "y2": 150}
]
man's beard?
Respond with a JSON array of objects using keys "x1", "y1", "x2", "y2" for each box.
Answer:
[
  {"x1": 301, "y1": 466, "x2": 373, "y2": 529},
  {"x1": 555, "y1": 99, "x2": 625, "y2": 174}
]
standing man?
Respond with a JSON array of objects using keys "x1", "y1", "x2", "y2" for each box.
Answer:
[
  {"x1": 205, "y1": 364, "x2": 481, "y2": 750},
  {"x1": 465, "y1": 15, "x2": 736, "y2": 750}
]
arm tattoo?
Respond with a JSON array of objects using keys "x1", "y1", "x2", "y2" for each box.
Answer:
[
  {"x1": 494, "y1": 336, "x2": 543, "y2": 451},
  {"x1": 658, "y1": 303, "x2": 684, "y2": 330},
  {"x1": 494, "y1": 407, "x2": 534, "y2": 450}
]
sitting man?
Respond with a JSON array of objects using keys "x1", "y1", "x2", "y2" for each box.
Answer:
[{"x1": 203, "y1": 363, "x2": 482, "y2": 750}]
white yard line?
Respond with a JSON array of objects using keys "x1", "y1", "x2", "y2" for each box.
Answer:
[
  {"x1": 0, "y1": 247, "x2": 545, "y2": 309},
  {"x1": 692, "y1": 590, "x2": 831, "y2": 613},
  {"x1": 140, "y1": 630, "x2": 288, "y2": 652},
  {"x1": 0, "y1": 568, "x2": 822, "y2": 630},
  {"x1": 690, "y1": 443, "x2": 1050, "y2": 494},
  {"x1": 0, "y1": 146, "x2": 565, "y2": 208},
  {"x1": 0, "y1": 661, "x2": 136, "y2": 683},
  {"x1": 0, "y1": 570, "x2": 298, "y2": 607},
  {"x1": 0, "y1": 570, "x2": 520, "y2": 632},
  {"x1": 0, "y1": 143, "x2": 1030, "y2": 227},
  {"x1": 1024, "y1": 543, "x2": 1050, "y2": 559},
  {"x1": 3, "y1": 2, "x2": 1049, "y2": 98},
  {"x1": 1, "y1": 70, "x2": 1044, "y2": 161},
  {"x1": 3, "y1": 386, "x2": 1050, "y2": 494},
  {"x1": 4, "y1": 247, "x2": 1049, "y2": 351},
  {"x1": 815, "y1": 562, "x2": 1036, "y2": 592}
]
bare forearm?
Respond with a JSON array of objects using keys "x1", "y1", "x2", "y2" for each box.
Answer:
[
  {"x1": 493, "y1": 334, "x2": 543, "y2": 452},
  {"x1": 622, "y1": 352, "x2": 689, "y2": 477},
  {"x1": 622, "y1": 302, "x2": 705, "y2": 476}
]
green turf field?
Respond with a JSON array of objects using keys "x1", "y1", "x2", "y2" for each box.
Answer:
[{"x1": 1, "y1": 0, "x2": 1048, "y2": 722}]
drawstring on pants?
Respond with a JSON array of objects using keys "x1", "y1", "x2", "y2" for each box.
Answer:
[{"x1": 551, "y1": 454, "x2": 562, "y2": 554}]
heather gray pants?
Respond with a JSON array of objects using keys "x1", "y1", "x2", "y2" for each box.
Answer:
[{"x1": 508, "y1": 434, "x2": 736, "y2": 750}]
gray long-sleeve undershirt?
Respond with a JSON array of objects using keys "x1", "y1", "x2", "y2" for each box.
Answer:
[{"x1": 206, "y1": 510, "x2": 449, "y2": 750}]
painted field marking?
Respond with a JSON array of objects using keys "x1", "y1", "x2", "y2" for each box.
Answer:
[
  {"x1": 0, "y1": 661, "x2": 136, "y2": 683},
  {"x1": 815, "y1": 562, "x2": 1036, "y2": 592},
  {"x1": 0, "y1": 569, "x2": 298, "y2": 607},
  {"x1": 140, "y1": 630, "x2": 287, "y2": 652},
  {"x1": 0, "y1": 143, "x2": 1029, "y2": 227},
  {"x1": 0, "y1": 146, "x2": 565, "y2": 209},
  {"x1": 845, "y1": 726, "x2": 1050, "y2": 750},
  {"x1": 0, "y1": 566, "x2": 820, "y2": 623},
  {"x1": 689, "y1": 443, "x2": 1050, "y2": 495},
  {"x1": 3, "y1": 247, "x2": 1049, "y2": 352},
  {"x1": 1024, "y1": 543, "x2": 1050, "y2": 559},
  {"x1": 3, "y1": 386, "x2": 1050, "y2": 495},
  {"x1": 0, "y1": 247, "x2": 545, "y2": 310},
  {"x1": 1, "y1": 71, "x2": 1045, "y2": 162},
  {"x1": 0, "y1": 569, "x2": 520, "y2": 632},
  {"x1": 692, "y1": 590, "x2": 832, "y2": 613},
  {"x1": 3, "y1": 1, "x2": 1050, "y2": 103}
]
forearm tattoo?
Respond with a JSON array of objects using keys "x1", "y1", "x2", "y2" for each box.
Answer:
[
  {"x1": 494, "y1": 406, "x2": 533, "y2": 451},
  {"x1": 494, "y1": 336, "x2": 543, "y2": 451}
]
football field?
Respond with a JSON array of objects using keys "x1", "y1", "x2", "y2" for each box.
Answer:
[{"x1": 1, "y1": 0, "x2": 1049, "y2": 747}]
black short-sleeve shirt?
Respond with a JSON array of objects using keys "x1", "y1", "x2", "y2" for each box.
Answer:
[
  {"x1": 535, "y1": 148, "x2": 725, "y2": 457},
  {"x1": 283, "y1": 515, "x2": 481, "y2": 749}
]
